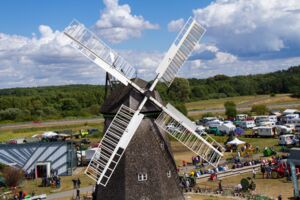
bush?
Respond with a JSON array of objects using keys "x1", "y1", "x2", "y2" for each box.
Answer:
[
  {"x1": 3, "y1": 167, "x2": 24, "y2": 187},
  {"x1": 201, "y1": 112, "x2": 214, "y2": 118}
]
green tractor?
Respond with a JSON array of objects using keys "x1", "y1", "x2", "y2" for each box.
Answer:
[
  {"x1": 240, "y1": 177, "x2": 256, "y2": 191},
  {"x1": 263, "y1": 147, "x2": 277, "y2": 157}
]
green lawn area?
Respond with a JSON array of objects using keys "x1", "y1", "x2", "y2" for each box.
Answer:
[{"x1": 9, "y1": 168, "x2": 94, "y2": 198}]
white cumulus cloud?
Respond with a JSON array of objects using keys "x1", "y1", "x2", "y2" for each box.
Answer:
[
  {"x1": 94, "y1": 0, "x2": 159, "y2": 43},
  {"x1": 167, "y1": 18, "x2": 185, "y2": 32},
  {"x1": 193, "y1": 0, "x2": 300, "y2": 58}
]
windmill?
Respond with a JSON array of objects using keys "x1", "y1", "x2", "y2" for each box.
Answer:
[{"x1": 63, "y1": 17, "x2": 224, "y2": 198}]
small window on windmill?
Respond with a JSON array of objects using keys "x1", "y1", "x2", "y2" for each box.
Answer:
[
  {"x1": 138, "y1": 173, "x2": 148, "y2": 181},
  {"x1": 160, "y1": 142, "x2": 164, "y2": 150},
  {"x1": 167, "y1": 170, "x2": 171, "y2": 178}
]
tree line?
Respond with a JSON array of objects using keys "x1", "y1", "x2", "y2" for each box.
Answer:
[
  {"x1": 0, "y1": 85, "x2": 105, "y2": 122},
  {"x1": 157, "y1": 65, "x2": 300, "y2": 102},
  {"x1": 0, "y1": 65, "x2": 299, "y2": 122}
]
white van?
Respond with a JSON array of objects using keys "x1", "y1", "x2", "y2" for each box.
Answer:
[
  {"x1": 240, "y1": 120, "x2": 256, "y2": 129},
  {"x1": 278, "y1": 134, "x2": 298, "y2": 146}
]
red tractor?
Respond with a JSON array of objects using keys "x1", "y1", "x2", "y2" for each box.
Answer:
[{"x1": 271, "y1": 159, "x2": 300, "y2": 178}]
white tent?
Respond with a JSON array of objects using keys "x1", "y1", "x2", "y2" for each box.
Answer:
[{"x1": 227, "y1": 137, "x2": 245, "y2": 145}]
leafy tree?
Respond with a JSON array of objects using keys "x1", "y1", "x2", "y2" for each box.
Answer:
[
  {"x1": 224, "y1": 101, "x2": 237, "y2": 118},
  {"x1": 60, "y1": 98, "x2": 81, "y2": 111},
  {"x1": 168, "y1": 78, "x2": 191, "y2": 102},
  {"x1": 0, "y1": 108, "x2": 23, "y2": 121},
  {"x1": 251, "y1": 104, "x2": 269, "y2": 115},
  {"x1": 191, "y1": 86, "x2": 209, "y2": 99}
]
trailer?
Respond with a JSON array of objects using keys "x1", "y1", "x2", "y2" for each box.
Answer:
[{"x1": 252, "y1": 127, "x2": 277, "y2": 137}]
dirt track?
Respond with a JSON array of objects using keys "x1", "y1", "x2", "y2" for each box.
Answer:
[{"x1": 189, "y1": 103, "x2": 300, "y2": 115}]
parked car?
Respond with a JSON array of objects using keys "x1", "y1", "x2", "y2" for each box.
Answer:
[
  {"x1": 207, "y1": 120, "x2": 223, "y2": 128},
  {"x1": 195, "y1": 125, "x2": 205, "y2": 135}
]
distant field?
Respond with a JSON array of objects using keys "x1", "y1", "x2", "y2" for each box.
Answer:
[{"x1": 186, "y1": 94, "x2": 300, "y2": 119}]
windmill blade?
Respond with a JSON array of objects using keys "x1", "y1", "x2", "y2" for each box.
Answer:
[
  {"x1": 85, "y1": 105, "x2": 144, "y2": 186},
  {"x1": 155, "y1": 104, "x2": 224, "y2": 167},
  {"x1": 64, "y1": 20, "x2": 136, "y2": 86},
  {"x1": 156, "y1": 17, "x2": 205, "y2": 87}
]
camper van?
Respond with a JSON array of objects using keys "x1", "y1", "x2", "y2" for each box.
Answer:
[
  {"x1": 295, "y1": 124, "x2": 300, "y2": 133},
  {"x1": 240, "y1": 120, "x2": 256, "y2": 129},
  {"x1": 278, "y1": 134, "x2": 298, "y2": 146},
  {"x1": 281, "y1": 114, "x2": 299, "y2": 124},
  {"x1": 254, "y1": 127, "x2": 277, "y2": 137},
  {"x1": 218, "y1": 123, "x2": 236, "y2": 134},
  {"x1": 287, "y1": 117, "x2": 300, "y2": 125},
  {"x1": 275, "y1": 125, "x2": 293, "y2": 135},
  {"x1": 255, "y1": 116, "x2": 271, "y2": 126}
]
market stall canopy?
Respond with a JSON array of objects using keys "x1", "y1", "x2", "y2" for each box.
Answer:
[
  {"x1": 227, "y1": 137, "x2": 245, "y2": 145},
  {"x1": 42, "y1": 131, "x2": 58, "y2": 138}
]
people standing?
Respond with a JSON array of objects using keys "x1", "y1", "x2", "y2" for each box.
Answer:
[
  {"x1": 252, "y1": 167, "x2": 256, "y2": 179},
  {"x1": 261, "y1": 165, "x2": 265, "y2": 179},
  {"x1": 76, "y1": 189, "x2": 80, "y2": 200},
  {"x1": 218, "y1": 180, "x2": 223, "y2": 193},
  {"x1": 77, "y1": 178, "x2": 81, "y2": 188},
  {"x1": 72, "y1": 179, "x2": 77, "y2": 189}
]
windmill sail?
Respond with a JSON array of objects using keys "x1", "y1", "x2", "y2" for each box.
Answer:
[
  {"x1": 64, "y1": 20, "x2": 136, "y2": 86},
  {"x1": 155, "y1": 104, "x2": 224, "y2": 167},
  {"x1": 85, "y1": 105, "x2": 144, "y2": 186},
  {"x1": 156, "y1": 17, "x2": 205, "y2": 87}
]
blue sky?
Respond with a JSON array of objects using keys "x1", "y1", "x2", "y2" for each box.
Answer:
[{"x1": 0, "y1": 0, "x2": 300, "y2": 88}]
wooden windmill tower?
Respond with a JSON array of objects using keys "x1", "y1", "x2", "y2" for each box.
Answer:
[{"x1": 63, "y1": 17, "x2": 225, "y2": 200}]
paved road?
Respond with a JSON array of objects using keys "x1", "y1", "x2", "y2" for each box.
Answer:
[
  {"x1": 188, "y1": 103, "x2": 300, "y2": 115},
  {"x1": 47, "y1": 186, "x2": 94, "y2": 200},
  {"x1": 0, "y1": 118, "x2": 104, "y2": 131}
]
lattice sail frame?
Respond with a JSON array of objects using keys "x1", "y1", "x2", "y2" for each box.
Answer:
[
  {"x1": 85, "y1": 105, "x2": 144, "y2": 186},
  {"x1": 156, "y1": 104, "x2": 224, "y2": 167},
  {"x1": 156, "y1": 17, "x2": 206, "y2": 87},
  {"x1": 64, "y1": 20, "x2": 136, "y2": 86}
]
